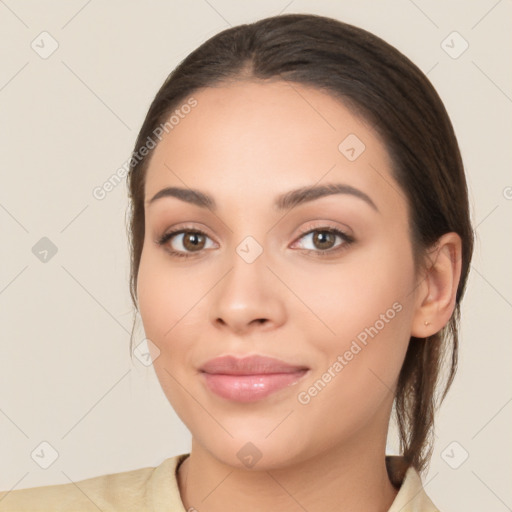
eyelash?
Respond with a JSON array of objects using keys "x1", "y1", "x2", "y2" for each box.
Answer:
[
  {"x1": 156, "y1": 225, "x2": 355, "y2": 259},
  {"x1": 156, "y1": 227, "x2": 213, "y2": 259}
]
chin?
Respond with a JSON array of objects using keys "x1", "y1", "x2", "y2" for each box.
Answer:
[{"x1": 188, "y1": 419, "x2": 319, "y2": 472}]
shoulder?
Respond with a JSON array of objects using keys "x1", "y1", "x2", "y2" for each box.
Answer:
[
  {"x1": 386, "y1": 456, "x2": 442, "y2": 512},
  {"x1": 0, "y1": 454, "x2": 188, "y2": 512}
]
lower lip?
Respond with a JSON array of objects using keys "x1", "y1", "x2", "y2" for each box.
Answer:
[{"x1": 202, "y1": 371, "x2": 308, "y2": 402}]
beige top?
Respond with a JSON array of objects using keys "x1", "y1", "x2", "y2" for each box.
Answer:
[{"x1": 0, "y1": 454, "x2": 440, "y2": 511}]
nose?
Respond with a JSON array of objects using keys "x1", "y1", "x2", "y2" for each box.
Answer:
[{"x1": 208, "y1": 244, "x2": 287, "y2": 336}]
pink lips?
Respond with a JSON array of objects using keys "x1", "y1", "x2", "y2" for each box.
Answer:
[{"x1": 199, "y1": 355, "x2": 309, "y2": 402}]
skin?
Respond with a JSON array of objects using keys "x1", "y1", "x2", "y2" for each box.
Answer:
[{"x1": 136, "y1": 80, "x2": 462, "y2": 512}]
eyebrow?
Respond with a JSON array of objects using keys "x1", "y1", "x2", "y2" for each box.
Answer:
[{"x1": 146, "y1": 183, "x2": 378, "y2": 212}]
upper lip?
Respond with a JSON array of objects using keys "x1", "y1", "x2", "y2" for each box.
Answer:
[{"x1": 199, "y1": 355, "x2": 309, "y2": 375}]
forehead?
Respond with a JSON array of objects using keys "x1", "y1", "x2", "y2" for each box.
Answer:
[{"x1": 144, "y1": 80, "x2": 403, "y2": 214}]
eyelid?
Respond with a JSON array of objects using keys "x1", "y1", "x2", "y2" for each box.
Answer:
[
  {"x1": 156, "y1": 222, "x2": 216, "y2": 242},
  {"x1": 157, "y1": 220, "x2": 355, "y2": 258},
  {"x1": 291, "y1": 220, "x2": 354, "y2": 243}
]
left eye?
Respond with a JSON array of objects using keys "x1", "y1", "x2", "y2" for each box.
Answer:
[{"x1": 293, "y1": 228, "x2": 352, "y2": 252}]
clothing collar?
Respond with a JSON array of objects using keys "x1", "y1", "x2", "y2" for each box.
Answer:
[{"x1": 151, "y1": 453, "x2": 439, "y2": 512}]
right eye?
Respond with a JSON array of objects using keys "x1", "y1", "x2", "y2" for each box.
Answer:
[{"x1": 157, "y1": 228, "x2": 216, "y2": 258}]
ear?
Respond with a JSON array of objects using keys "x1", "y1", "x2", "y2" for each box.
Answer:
[{"x1": 411, "y1": 232, "x2": 463, "y2": 338}]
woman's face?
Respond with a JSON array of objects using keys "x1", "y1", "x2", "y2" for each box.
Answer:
[{"x1": 137, "y1": 80, "x2": 423, "y2": 469}]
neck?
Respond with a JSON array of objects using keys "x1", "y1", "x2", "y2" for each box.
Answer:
[{"x1": 177, "y1": 429, "x2": 399, "y2": 512}]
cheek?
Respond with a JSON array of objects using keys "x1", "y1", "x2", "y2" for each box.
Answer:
[
  {"x1": 293, "y1": 241, "x2": 416, "y2": 410},
  {"x1": 136, "y1": 245, "x2": 221, "y2": 385},
  {"x1": 136, "y1": 252, "x2": 170, "y2": 341},
  {"x1": 136, "y1": 248, "x2": 202, "y2": 418},
  {"x1": 137, "y1": 246, "x2": 199, "y2": 342},
  {"x1": 299, "y1": 238, "x2": 415, "y2": 341}
]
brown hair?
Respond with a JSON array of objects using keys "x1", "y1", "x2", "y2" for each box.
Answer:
[{"x1": 126, "y1": 13, "x2": 474, "y2": 477}]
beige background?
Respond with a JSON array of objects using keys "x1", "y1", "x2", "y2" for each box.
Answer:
[{"x1": 1, "y1": 1, "x2": 511, "y2": 510}]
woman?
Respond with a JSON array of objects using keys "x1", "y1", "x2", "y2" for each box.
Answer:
[{"x1": 0, "y1": 12, "x2": 473, "y2": 512}]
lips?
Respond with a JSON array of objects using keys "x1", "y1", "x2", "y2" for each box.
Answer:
[
  {"x1": 199, "y1": 355, "x2": 309, "y2": 402},
  {"x1": 200, "y1": 355, "x2": 308, "y2": 375}
]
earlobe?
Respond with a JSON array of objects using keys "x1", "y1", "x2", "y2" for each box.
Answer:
[{"x1": 411, "y1": 232, "x2": 463, "y2": 338}]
